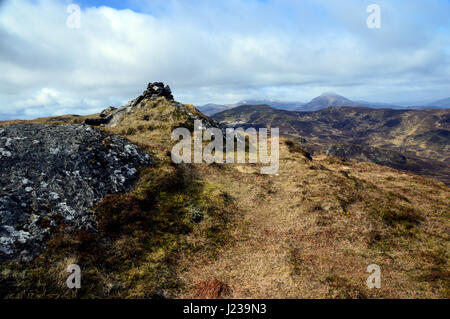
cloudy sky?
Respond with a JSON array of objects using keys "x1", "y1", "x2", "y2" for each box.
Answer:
[{"x1": 0, "y1": 0, "x2": 449, "y2": 119}]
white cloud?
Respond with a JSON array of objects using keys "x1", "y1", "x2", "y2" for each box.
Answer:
[{"x1": 0, "y1": 0, "x2": 449, "y2": 119}]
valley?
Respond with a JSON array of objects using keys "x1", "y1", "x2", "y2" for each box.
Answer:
[{"x1": 212, "y1": 105, "x2": 450, "y2": 184}]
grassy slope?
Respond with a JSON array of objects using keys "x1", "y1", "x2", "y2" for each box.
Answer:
[
  {"x1": 178, "y1": 144, "x2": 449, "y2": 298},
  {"x1": 0, "y1": 98, "x2": 449, "y2": 298}
]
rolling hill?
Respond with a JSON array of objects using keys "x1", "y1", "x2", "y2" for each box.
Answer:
[{"x1": 197, "y1": 100, "x2": 304, "y2": 115}]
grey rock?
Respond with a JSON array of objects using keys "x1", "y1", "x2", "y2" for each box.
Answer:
[
  {"x1": 126, "y1": 82, "x2": 174, "y2": 107},
  {"x1": 100, "y1": 106, "x2": 117, "y2": 118},
  {"x1": 0, "y1": 124, "x2": 152, "y2": 262}
]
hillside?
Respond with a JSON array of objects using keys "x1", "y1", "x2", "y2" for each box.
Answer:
[
  {"x1": 0, "y1": 84, "x2": 449, "y2": 299},
  {"x1": 197, "y1": 100, "x2": 304, "y2": 116},
  {"x1": 212, "y1": 105, "x2": 450, "y2": 184},
  {"x1": 177, "y1": 143, "x2": 449, "y2": 298},
  {"x1": 428, "y1": 97, "x2": 450, "y2": 108}
]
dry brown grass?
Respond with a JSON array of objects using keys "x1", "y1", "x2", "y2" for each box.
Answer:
[
  {"x1": 176, "y1": 139, "x2": 449, "y2": 299},
  {"x1": 193, "y1": 278, "x2": 231, "y2": 299},
  {"x1": 105, "y1": 97, "x2": 197, "y2": 160}
]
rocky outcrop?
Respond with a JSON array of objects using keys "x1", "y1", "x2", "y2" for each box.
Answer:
[
  {"x1": 135, "y1": 82, "x2": 174, "y2": 103},
  {"x1": 326, "y1": 144, "x2": 407, "y2": 167},
  {"x1": 85, "y1": 82, "x2": 174, "y2": 127},
  {"x1": 0, "y1": 124, "x2": 152, "y2": 262},
  {"x1": 84, "y1": 82, "x2": 229, "y2": 139}
]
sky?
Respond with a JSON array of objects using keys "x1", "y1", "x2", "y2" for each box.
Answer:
[{"x1": 0, "y1": 0, "x2": 449, "y2": 119}]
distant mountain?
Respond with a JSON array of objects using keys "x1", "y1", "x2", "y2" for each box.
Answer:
[
  {"x1": 297, "y1": 93, "x2": 408, "y2": 111},
  {"x1": 297, "y1": 92, "x2": 358, "y2": 111},
  {"x1": 355, "y1": 100, "x2": 404, "y2": 109},
  {"x1": 427, "y1": 97, "x2": 450, "y2": 108},
  {"x1": 199, "y1": 94, "x2": 450, "y2": 116},
  {"x1": 236, "y1": 99, "x2": 304, "y2": 111},
  {"x1": 207, "y1": 93, "x2": 395, "y2": 115},
  {"x1": 197, "y1": 103, "x2": 233, "y2": 116},
  {"x1": 198, "y1": 100, "x2": 305, "y2": 116}
]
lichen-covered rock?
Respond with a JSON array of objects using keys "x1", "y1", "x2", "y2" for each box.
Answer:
[{"x1": 0, "y1": 124, "x2": 152, "y2": 262}]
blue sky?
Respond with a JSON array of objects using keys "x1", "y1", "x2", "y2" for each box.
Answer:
[{"x1": 0, "y1": 0, "x2": 449, "y2": 119}]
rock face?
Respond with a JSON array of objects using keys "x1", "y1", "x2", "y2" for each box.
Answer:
[
  {"x1": 326, "y1": 144, "x2": 407, "y2": 167},
  {"x1": 0, "y1": 124, "x2": 152, "y2": 262}
]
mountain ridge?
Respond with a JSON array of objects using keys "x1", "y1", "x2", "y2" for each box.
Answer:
[
  {"x1": 428, "y1": 97, "x2": 450, "y2": 108},
  {"x1": 198, "y1": 93, "x2": 450, "y2": 116}
]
